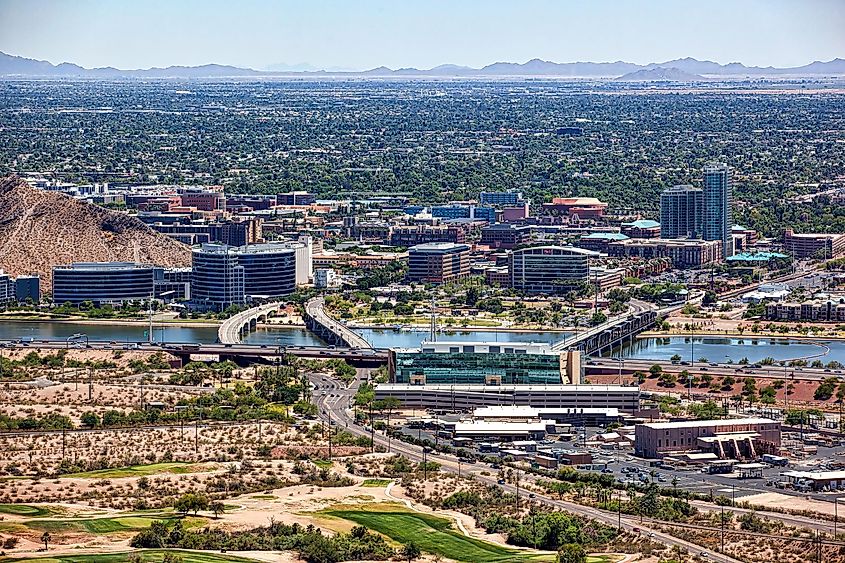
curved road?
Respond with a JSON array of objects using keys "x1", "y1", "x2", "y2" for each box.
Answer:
[
  {"x1": 311, "y1": 373, "x2": 741, "y2": 563},
  {"x1": 305, "y1": 297, "x2": 372, "y2": 349}
]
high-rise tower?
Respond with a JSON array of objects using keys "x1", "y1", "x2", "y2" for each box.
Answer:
[{"x1": 702, "y1": 163, "x2": 732, "y2": 258}]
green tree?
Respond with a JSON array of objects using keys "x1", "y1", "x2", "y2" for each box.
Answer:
[
  {"x1": 400, "y1": 540, "x2": 422, "y2": 562},
  {"x1": 556, "y1": 543, "x2": 587, "y2": 563}
]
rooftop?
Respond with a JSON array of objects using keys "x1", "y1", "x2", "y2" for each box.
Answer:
[
  {"x1": 582, "y1": 232, "x2": 630, "y2": 240},
  {"x1": 375, "y1": 383, "x2": 638, "y2": 394},
  {"x1": 624, "y1": 220, "x2": 661, "y2": 229},
  {"x1": 550, "y1": 197, "x2": 607, "y2": 207},
  {"x1": 638, "y1": 417, "x2": 777, "y2": 430},
  {"x1": 727, "y1": 251, "x2": 789, "y2": 262},
  {"x1": 409, "y1": 242, "x2": 470, "y2": 253},
  {"x1": 57, "y1": 262, "x2": 152, "y2": 271},
  {"x1": 397, "y1": 340, "x2": 557, "y2": 355},
  {"x1": 783, "y1": 470, "x2": 845, "y2": 481}
]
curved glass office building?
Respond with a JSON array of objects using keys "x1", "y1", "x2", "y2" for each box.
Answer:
[
  {"x1": 191, "y1": 245, "x2": 244, "y2": 312},
  {"x1": 190, "y1": 243, "x2": 297, "y2": 312},
  {"x1": 52, "y1": 262, "x2": 155, "y2": 305},
  {"x1": 238, "y1": 244, "x2": 297, "y2": 299}
]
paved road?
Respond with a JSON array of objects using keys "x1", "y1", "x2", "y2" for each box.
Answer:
[
  {"x1": 586, "y1": 356, "x2": 845, "y2": 383},
  {"x1": 218, "y1": 301, "x2": 285, "y2": 344},
  {"x1": 310, "y1": 375, "x2": 741, "y2": 563},
  {"x1": 305, "y1": 297, "x2": 372, "y2": 349}
]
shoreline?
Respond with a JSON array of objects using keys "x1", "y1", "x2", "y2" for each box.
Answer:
[
  {"x1": 0, "y1": 317, "x2": 222, "y2": 328},
  {"x1": 641, "y1": 330, "x2": 845, "y2": 343},
  {"x1": 348, "y1": 322, "x2": 573, "y2": 334}
]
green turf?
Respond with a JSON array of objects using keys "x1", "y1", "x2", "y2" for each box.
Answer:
[
  {"x1": 19, "y1": 515, "x2": 205, "y2": 535},
  {"x1": 360, "y1": 479, "x2": 392, "y2": 487},
  {"x1": 249, "y1": 494, "x2": 277, "y2": 500},
  {"x1": 61, "y1": 462, "x2": 203, "y2": 479},
  {"x1": 311, "y1": 459, "x2": 333, "y2": 469},
  {"x1": 0, "y1": 504, "x2": 55, "y2": 517},
  {"x1": 322, "y1": 504, "x2": 553, "y2": 562},
  {"x1": 0, "y1": 549, "x2": 260, "y2": 562}
]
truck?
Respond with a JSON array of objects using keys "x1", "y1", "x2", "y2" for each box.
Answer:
[{"x1": 761, "y1": 454, "x2": 789, "y2": 467}]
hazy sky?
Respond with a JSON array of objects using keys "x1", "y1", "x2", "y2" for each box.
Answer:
[{"x1": 1, "y1": 0, "x2": 843, "y2": 70}]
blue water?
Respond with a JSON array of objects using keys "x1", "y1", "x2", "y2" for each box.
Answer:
[
  {"x1": 0, "y1": 320, "x2": 218, "y2": 344},
  {"x1": 354, "y1": 327, "x2": 569, "y2": 348},
  {"x1": 610, "y1": 336, "x2": 845, "y2": 365},
  {"x1": 4, "y1": 320, "x2": 844, "y2": 364}
]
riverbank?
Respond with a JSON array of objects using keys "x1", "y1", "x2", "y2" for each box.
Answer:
[
  {"x1": 642, "y1": 329, "x2": 845, "y2": 342},
  {"x1": 349, "y1": 322, "x2": 573, "y2": 333},
  {"x1": 0, "y1": 316, "x2": 221, "y2": 328}
]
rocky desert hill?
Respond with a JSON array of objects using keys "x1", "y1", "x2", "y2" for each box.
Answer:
[{"x1": 0, "y1": 175, "x2": 191, "y2": 290}]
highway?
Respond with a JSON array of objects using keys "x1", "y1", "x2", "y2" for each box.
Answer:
[
  {"x1": 0, "y1": 339, "x2": 388, "y2": 365},
  {"x1": 310, "y1": 372, "x2": 742, "y2": 563},
  {"x1": 585, "y1": 355, "x2": 845, "y2": 383}
]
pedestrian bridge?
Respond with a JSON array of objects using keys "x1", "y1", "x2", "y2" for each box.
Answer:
[{"x1": 218, "y1": 302, "x2": 286, "y2": 344}]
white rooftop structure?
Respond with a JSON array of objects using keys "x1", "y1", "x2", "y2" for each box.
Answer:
[
  {"x1": 453, "y1": 420, "x2": 551, "y2": 436},
  {"x1": 472, "y1": 405, "x2": 621, "y2": 420},
  {"x1": 742, "y1": 282, "x2": 791, "y2": 303},
  {"x1": 783, "y1": 470, "x2": 845, "y2": 481},
  {"x1": 396, "y1": 340, "x2": 556, "y2": 355}
]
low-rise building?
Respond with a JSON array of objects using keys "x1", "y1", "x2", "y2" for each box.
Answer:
[
  {"x1": 607, "y1": 238, "x2": 723, "y2": 268},
  {"x1": 766, "y1": 298, "x2": 845, "y2": 322},
  {"x1": 541, "y1": 197, "x2": 607, "y2": 220},
  {"x1": 389, "y1": 341, "x2": 581, "y2": 385},
  {"x1": 634, "y1": 418, "x2": 781, "y2": 459},
  {"x1": 390, "y1": 224, "x2": 466, "y2": 246},
  {"x1": 53, "y1": 262, "x2": 155, "y2": 306},
  {"x1": 784, "y1": 229, "x2": 845, "y2": 259},
  {"x1": 621, "y1": 220, "x2": 661, "y2": 239},
  {"x1": 508, "y1": 246, "x2": 594, "y2": 294},
  {"x1": 577, "y1": 232, "x2": 629, "y2": 253},
  {"x1": 373, "y1": 383, "x2": 640, "y2": 411},
  {"x1": 480, "y1": 224, "x2": 532, "y2": 249},
  {"x1": 407, "y1": 242, "x2": 470, "y2": 284}
]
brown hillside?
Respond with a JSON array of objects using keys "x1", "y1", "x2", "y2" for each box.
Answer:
[{"x1": 0, "y1": 175, "x2": 191, "y2": 290}]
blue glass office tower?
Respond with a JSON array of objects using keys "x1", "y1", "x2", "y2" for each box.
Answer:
[{"x1": 702, "y1": 163, "x2": 733, "y2": 259}]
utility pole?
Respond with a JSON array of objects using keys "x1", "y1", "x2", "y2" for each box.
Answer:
[
  {"x1": 148, "y1": 294, "x2": 154, "y2": 345},
  {"x1": 328, "y1": 412, "x2": 333, "y2": 461},
  {"x1": 720, "y1": 506, "x2": 725, "y2": 552},
  {"x1": 88, "y1": 367, "x2": 93, "y2": 401},
  {"x1": 61, "y1": 427, "x2": 66, "y2": 462},
  {"x1": 515, "y1": 468, "x2": 521, "y2": 512},
  {"x1": 369, "y1": 401, "x2": 375, "y2": 453},
  {"x1": 617, "y1": 490, "x2": 621, "y2": 531},
  {"x1": 194, "y1": 419, "x2": 199, "y2": 455}
]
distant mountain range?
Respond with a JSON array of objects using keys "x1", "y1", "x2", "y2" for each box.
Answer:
[
  {"x1": 2, "y1": 51, "x2": 844, "y2": 79},
  {"x1": 616, "y1": 66, "x2": 705, "y2": 82}
]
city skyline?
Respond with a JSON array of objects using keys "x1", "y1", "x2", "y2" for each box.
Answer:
[{"x1": 0, "y1": 0, "x2": 842, "y2": 71}]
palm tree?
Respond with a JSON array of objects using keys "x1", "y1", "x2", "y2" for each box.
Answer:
[{"x1": 41, "y1": 531, "x2": 50, "y2": 551}]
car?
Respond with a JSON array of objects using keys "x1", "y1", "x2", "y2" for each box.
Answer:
[
  {"x1": 648, "y1": 532, "x2": 656, "y2": 538},
  {"x1": 528, "y1": 493, "x2": 536, "y2": 498},
  {"x1": 700, "y1": 552, "x2": 709, "y2": 558},
  {"x1": 497, "y1": 478, "x2": 506, "y2": 485},
  {"x1": 602, "y1": 468, "x2": 613, "y2": 474}
]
